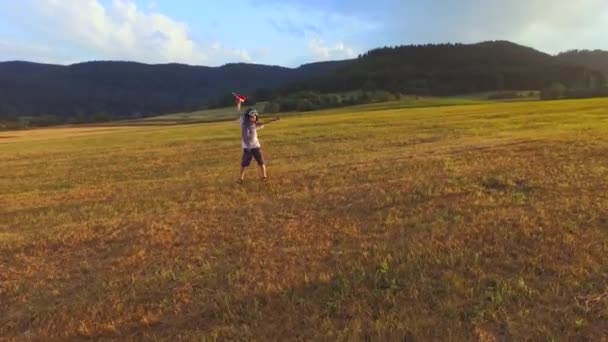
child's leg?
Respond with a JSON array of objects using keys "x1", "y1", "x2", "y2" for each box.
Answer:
[
  {"x1": 252, "y1": 149, "x2": 267, "y2": 179},
  {"x1": 239, "y1": 149, "x2": 253, "y2": 181},
  {"x1": 259, "y1": 164, "x2": 267, "y2": 179}
]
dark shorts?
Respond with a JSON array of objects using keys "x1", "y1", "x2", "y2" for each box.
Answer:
[{"x1": 241, "y1": 148, "x2": 264, "y2": 167}]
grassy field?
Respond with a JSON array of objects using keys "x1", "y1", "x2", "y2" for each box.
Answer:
[
  {"x1": 124, "y1": 102, "x2": 269, "y2": 125},
  {"x1": 1, "y1": 98, "x2": 608, "y2": 340},
  {"x1": 104, "y1": 97, "x2": 488, "y2": 127}
]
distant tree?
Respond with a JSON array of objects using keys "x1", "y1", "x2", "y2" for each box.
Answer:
[
  {"x1": 296, "y1": 99, "x2": 315, "y2": 111},
  {"x1": 252, "y1": 88, "x2": 274, "y2": 102},
  {"x1": 33, "y1": 114, "x2": 62, "y2": 127},
  {"x1": 0, "y1": 104, "x2": 18, "y2": 121},
  {"x1": 264, "y1": 102, "x2": 280, "y2": 113},
  {"x1": 496, "y1": 73, "x2": 505, "y2": 91},
  {"x1": 487, "y1": 91, "x2": 520, "y2": 100},
  {"x1": 206, "y1": 97, "x2": 219, "y2": 109},
  {"x1": 540, "y1": 82, "x2": 567, "y2": 100},
  {"x1": 359, "y1": 92, "x2": 372, "y2": 103},
  {"x1": 562, "y1": 87, "x2": 608, "y2": 99},
  {"x1": 209, "y1": 93, "x2": 238, "y2": 109},
  {"x1": 91, "y1": 111, "x2": 112, "y2": 122},
  {"x1": 594, "y1": 71, "x2": 607, "y2": 88},
  {"x1": 372, "y1": 90, "x2": 397, "y2": 102},
  {"x1": 556, "y1": 50, "x2": 608, "y2": 76},
  {"x1": 280, "y1": 98, "x2": 298, "y2": 111},
  {"x1": 362, "y1": 80, "x2": 377, "y2": 91}
]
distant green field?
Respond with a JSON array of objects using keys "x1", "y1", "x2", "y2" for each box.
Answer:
[
  {"x1": 1, "y1": 98, "x2": 608, "y2": 340},
  {"x1": 115, "y1": 102, "x2": 268, "y2": 125},
  {"x1": 452, "y1": 90, "x2": 540, "y2": 101},
  {"x1": 114, "y1": 97, "x2": 489, "y2": 126}
]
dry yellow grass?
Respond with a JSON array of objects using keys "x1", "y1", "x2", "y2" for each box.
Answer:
[{"x1": 1, "y1": 98, "x2": 608, "y2": 340}]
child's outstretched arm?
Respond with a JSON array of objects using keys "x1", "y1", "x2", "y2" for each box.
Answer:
[{"x1": 257, "y1": 117, "x2": 280, "y2": 127}]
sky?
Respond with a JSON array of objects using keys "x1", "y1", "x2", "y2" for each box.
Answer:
[{"x1": 0, "y1": 0, "x2": 607, "y2": 67}]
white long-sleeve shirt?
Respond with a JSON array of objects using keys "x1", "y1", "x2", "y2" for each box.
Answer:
[{"x1": 240, "y1": 116, "x2": 264, "y2": 149}]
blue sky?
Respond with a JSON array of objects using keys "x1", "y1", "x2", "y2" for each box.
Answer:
[{"x1": 1, "y1": 0, "x2": 607, "y2": 67}]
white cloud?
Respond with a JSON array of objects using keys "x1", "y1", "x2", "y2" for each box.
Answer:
[
  {"x1": 2, "y1": 0, "x2": 253, "y2": 65},
  {"x1": 514, "y1": 1, "x2": 608, "y2": 53},
  {"x1": 209, "y1": 42, "x2": 253, "y2": 63},
  {"x1": 308, "y1": 38, "x2": 357, "y2": 61},
  {"x1": 408, "y1": 0, "x2": 608, "y2": 53},
  {"x1": 256, "y1": 0, "x2": 608, "y2": 53},
  {"x1": 0, "y1": 39, "x2": 67, "y2": 64},
  {"x1": 424, "y1": 0, "x2": 608, "y2": 52}
]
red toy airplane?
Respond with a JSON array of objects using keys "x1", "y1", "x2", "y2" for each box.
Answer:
[{"x1": 232, "y1": 92, "x2": 247, "y2": 110}]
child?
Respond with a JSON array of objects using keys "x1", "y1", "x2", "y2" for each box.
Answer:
[{"x1": 237, "y1": 107, "x2": 268, "y2": 183}]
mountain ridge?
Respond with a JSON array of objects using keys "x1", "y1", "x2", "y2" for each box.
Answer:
[{"x1": 1, "y1": 40, "x2": 606, "y2": 125}]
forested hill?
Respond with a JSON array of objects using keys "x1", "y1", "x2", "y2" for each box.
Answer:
[
  {"x1": 285, "y1": 41, "x2": 607, "y2": 95},
  {"x1": 556, "y1": 50, "x2": 608, "y2": 75},
  {"x1": 1, "y1": 41, "x2": 607, "y2": 126},
  {"x1": 0, "y1": 60, "x2": 348, "y2": 122}
]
